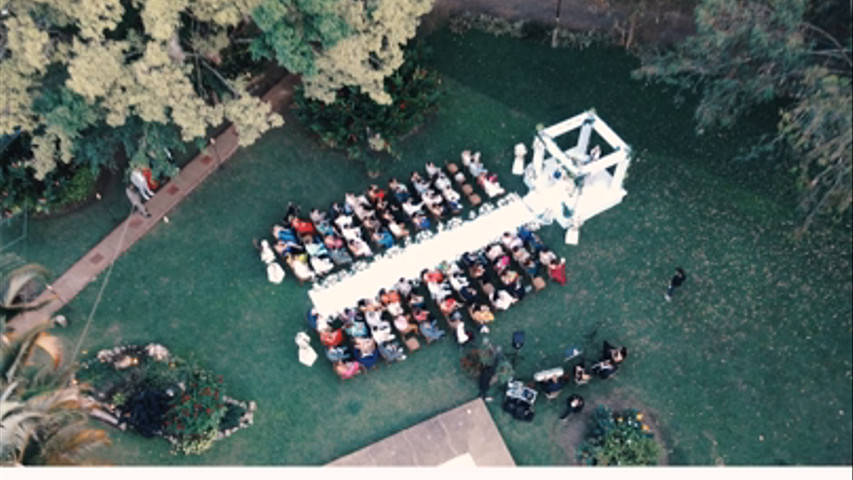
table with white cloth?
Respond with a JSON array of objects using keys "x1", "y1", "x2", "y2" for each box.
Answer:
[{"x1": 308, "y1": 196, "x2": 538, "y2": 319}]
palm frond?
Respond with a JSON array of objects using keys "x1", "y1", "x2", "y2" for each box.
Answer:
[{"x1": 0, "y1": 264, "x2": 51, "y2": 310}]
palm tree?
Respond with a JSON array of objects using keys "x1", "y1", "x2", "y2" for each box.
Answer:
[{"x1": 1, "y1": 257, "x2": 110, "y2": 466}]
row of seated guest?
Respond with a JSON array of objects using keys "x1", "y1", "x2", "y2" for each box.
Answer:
[
  {"x1": 460, "y1": 150, "x2": 506, "y2": 198},
  {"x1": 515, "y1": 225, "x2": 567, "y2": 285},
  {"x1": 270, "y1": 202, "x2": 355, "y2": 283},
  {"x1": 420, "y1": 267, "x2": 476, "y2": 344}
]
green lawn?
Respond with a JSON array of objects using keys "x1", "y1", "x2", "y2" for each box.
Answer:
[{"x1": 47, "y1": 28, "x2": 852, "y2": 466}]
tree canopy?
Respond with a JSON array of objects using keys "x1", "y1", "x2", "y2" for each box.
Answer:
[
  {"x1": 1, "y1": 0, "x2": 283, "y2": 182},
  {"x1": 635, "y1": 0, "x2": 852, "y2": 233},
  {"x1": 251, "y1": 0, "x2": 434, "y2": 104}
]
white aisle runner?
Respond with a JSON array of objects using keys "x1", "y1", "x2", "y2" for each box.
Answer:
[{"x1": 308, "y1": 197, "x2": 537, "y2": 318}]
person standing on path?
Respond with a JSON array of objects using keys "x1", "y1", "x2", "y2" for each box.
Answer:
[
  {"x1": 665, "y1": 267, "x2": 686, "y2": 301},
  {"x1": 125, "y1": 186, "x2": 151, "y2": 218}
]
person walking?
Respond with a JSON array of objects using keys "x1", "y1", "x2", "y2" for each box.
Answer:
[
  {"x1": 665, "y1": 267, "x2": 686, "y2": 301},
  {"x1": 125, "y1": 186, "x2": 151, "y2": 218}
]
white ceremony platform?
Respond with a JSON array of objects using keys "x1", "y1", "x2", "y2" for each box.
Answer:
[{"x1": 308, "y1": 195, "x2": 537, "y2": 319}]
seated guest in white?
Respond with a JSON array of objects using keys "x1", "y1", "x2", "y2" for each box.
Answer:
[
  {"x1": 478, "y1": 172, "x2": 506, "y2": 198},
  {"x1": 490, "y1": 286, "x2": 518, "y2": 311},
  {"x1": 402, "y1": 198, "x2": 425, "y2": 217},
  {"x1": 309, "y1": 208, "x2": 326, "y2": 225},
  {"x1": 425, "y1": 161, "x2": 441, "y2": 178},
  {"x1": 348, "y1": 237, "x2": 373, "y2": 257},
  {"x1": 501, "y1": 231, "x2": 523, "y2": 251},
  {"x1": 395, "y1": 278, "x2": 413, "y2": 298}
]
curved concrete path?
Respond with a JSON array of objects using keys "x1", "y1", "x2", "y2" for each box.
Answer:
[{"x1": 11, "y1": 75, "x2": 299, "y2": 332}]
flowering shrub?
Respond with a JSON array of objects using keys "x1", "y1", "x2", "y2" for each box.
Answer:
[
  {"x1": 76, "y1": 344, "x2": 255, "y2": 455},
  {"x1": 162, "y1": 369, "x2": 227, "y2": 455},
  {"x1": 577, "y1": 405, "x2": 661, "y2": 466}
]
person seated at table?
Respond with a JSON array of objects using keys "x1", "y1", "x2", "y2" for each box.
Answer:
[
  {"x1": 488, "y1": 284, "x2": 518, "y2": 311},
  {"x1": 309, "y1": 208, "x2": 326, "y2": 225},
  {"x1": 308, "y1": 254, "x2": 333, "y2": 276},
  {"x1": 393, "y1": 313, "x2": 418, "y2": 336},
  {"x1": 602, "y1": 341, "x2": 628, "y2": 365},
  {"x1": 439, "y1": 296, "x2": 461, "y2": 317},
  {"x1": 425, "y1": 161, "x2": 441, "y2": 178},
  {"x1": 411, "y1": 306, "x2": 430, "y2": 323},
  {"x1": 345, "y1": 192, "x2": 371, "y2": 212},
  {"x1": 443, "y1": 196, "x2": 462, "y2": 215},
  {"x1": 314, "y1": 220, "x2": 336, "y2": 237},
  {"x1": 302, "y1": 235, "x2": 328, "y2": 256},
  {"x1": 501, "y1": 231, "x2": 524, "y2": 251},
  {"x1": 347, "y1": 237, "x2": 373, "y2": 258},
  {"x1": 367, "y1": 184, "x2": 386, "y2": 203},
  {"x1": 334, "y1": 360, "x2": 362, "y2": 379},
  {"x1": 411, "y1": 212, "x2": 431, "y2": 230},
  {"x1": 573, "y1": 364, "x2": 592, "y2": 385},
  {"x1": 411, "y1": 171, "x2": 431, "y2": 194},
  {"x1": 467, "y1": 261, "x2": 486, "y2": 281},
  {"x1": 328, "y1": 201, "x2": 345, "y2": 220},
  {"x1": 285, "y1": 253, "x2": 315, "y2": 282},
  {"x1": 389, "y1": 177, "x2": 411, "y2": 203}
]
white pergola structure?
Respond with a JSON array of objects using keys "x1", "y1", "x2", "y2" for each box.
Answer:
[{"x1": 521, "y1": 111, "x2": 631, "y2": 244}]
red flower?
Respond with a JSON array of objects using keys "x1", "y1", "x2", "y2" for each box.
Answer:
[
  {"x1": 206, "y1": 408, "x2": 212, "y2": 415},
  {"x1": 177, "y1": 425, "x2": 183, "y2": 431},
  {"x1": 217, "y1": 376, "x2": 223, "y2": 383},
  {"x1": 202, "y1": 387, "x2": 212, "y2": 396},
  {"x1": 399, "y1": 101, "x2": 407, "y2": 110}
]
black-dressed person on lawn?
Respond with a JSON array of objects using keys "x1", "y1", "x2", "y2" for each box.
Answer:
[
  {"x1": 559, "y1": 394, "x2": 585, "y2": 421},
  {"x1": 665, "y1": 267, "x2": 686, "y2": 301}
]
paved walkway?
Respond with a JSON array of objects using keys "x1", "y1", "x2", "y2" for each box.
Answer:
[
  {"x1": 327, "y1": 398, "x2": 515, "y2": 467},
  {"x1": 11, "y1": 75, "x2": 299, "y2": 332}
]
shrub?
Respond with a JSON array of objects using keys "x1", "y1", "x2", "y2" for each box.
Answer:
[
  {"x1": 162, "y1": 369, "x2": 227, "y2": 455},
  {"x1": 578, "y1": 405, "x2": 662, "y2": 466},
  {"x1": 293, "y1": 43, "x2": 442, "y2": 172}
]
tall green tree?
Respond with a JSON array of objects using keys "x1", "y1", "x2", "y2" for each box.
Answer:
[
  {"x1": 0, "y1": 0, "x2": 283, "y2": 184},
  {"x1": 635, "y1": 0, "x2": 852, "y2": 233},
  {"x1": 251, "y1": 0, "x2": 434, "y2": 104}
]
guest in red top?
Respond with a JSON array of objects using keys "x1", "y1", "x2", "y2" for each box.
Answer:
[{"x1": 548, "y1": 258, "x2": 567, "y2": 286}]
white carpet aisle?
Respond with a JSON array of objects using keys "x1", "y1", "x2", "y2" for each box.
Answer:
[{"x1": 308, "y1": 196, "x2": 537, "y2": 318}]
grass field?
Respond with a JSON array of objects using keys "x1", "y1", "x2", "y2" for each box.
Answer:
[{"x1": 35, "y1": 28, "x2": 853, "y2": 466}]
